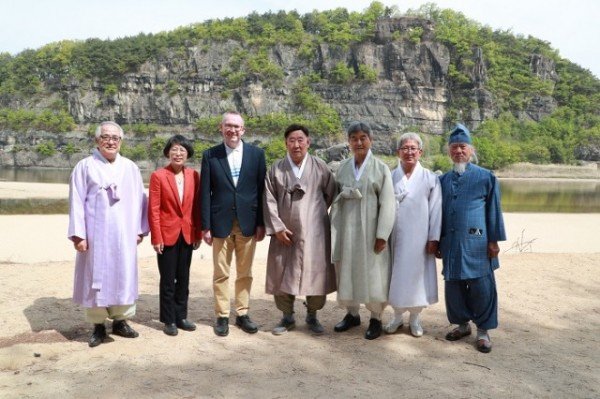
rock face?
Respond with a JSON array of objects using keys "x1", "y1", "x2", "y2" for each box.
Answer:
[
  {"x1": 0, "y1": 17, "x2": 560, "y2": 163},
  {"x1": 63, "y1": 35, "x2": 459, "y2": 138}
]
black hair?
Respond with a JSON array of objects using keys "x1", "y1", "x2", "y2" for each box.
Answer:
[
  {"x1": 284, "y1": 124, "x2": 310, "y2": 139},
  {"x1": 163, "y1": 134, "x2": 194, "y2": 158}
]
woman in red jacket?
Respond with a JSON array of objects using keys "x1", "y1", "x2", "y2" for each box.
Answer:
[{"x1": 148, "y1": 135, "x2": 202, "y2": 336}]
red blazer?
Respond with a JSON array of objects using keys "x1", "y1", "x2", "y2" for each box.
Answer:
[{"x1": 148, "y1": 165, "x2": 202, "y2": 246}]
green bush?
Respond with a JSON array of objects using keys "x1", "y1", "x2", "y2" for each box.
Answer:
[
  {"x1": 35, "y1": 141, "x2": 57, "y2": 157},
  {"x1": 0, "y1": 108, "x2": 75, "y2": 133},
  {"x1": 329, "y1": 62, "x2": 354, "y2": 84},
  {"x1": 123, "y1": 123, "x2": 160, "y2": 136},
  {"x1": 120, "y1": 143, "x2": 148, "y2": 161},
  {"x1": 428, "y1": 154, "x2": 452, "y2": 172},
  {"x1": 260, "y1": 137, "x2": 287, "y2": 166},
  {"x1": 195, "y1": 116, "x2": 222, "y2": 135},
  {"x1": 193, "y1": 141, "x2": 214, "y2": 160},
  {"x1": 166, "y1": 80, "x2": 179, "y2": 96},
  {"x1": 357, "y1": 64, "x2": 378, "y2": 83},
  {"x1": 104, "y1": 83, "x2": 118, "y2": 96},
  {"x1": 63, "y1": 142, "x2": 78, "y2": 156}
]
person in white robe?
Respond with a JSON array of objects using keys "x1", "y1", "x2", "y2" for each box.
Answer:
[
  {"x1": 330, "y1": 121, "x2": 396, "y2": 340},
  {"x1": 385, "y1": 133, "x2": 442, "y2": 337},
  {"x1": 68, "y1": 121, "x2": 149, "y2": 347}
]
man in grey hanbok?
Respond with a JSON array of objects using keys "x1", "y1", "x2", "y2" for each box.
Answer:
[
  {"x1": 386, "y1": 133, "x2": 442, "y2": 337},
  {"x1": 263, "y1": 124, "x2": 337, "y2": 335},
  {"x1": 437, "y1": 124, "x2": 506, "y2": 353},
  {"x1": 330, "y1": 121, "x2": 395, "y2": 340},
  {"x1": 68, "y1": 121, "x2": 149, "y2": 347}
]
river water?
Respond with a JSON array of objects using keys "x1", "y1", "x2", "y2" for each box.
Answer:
[{"x1": 1, "y1": 167, "x2": 599, "y2": 213}]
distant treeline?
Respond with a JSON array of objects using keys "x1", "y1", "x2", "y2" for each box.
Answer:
[{"x1": 0, "y1": 2, "x2": 598, "y2": 168}]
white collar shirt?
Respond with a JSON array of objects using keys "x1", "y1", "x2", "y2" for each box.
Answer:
[
  {"x1": 225, "y1": 142, "x2": 243, "y2": 186},
  {"x1": 286, "y1": 153, "x2": 308, "y2": 179}
]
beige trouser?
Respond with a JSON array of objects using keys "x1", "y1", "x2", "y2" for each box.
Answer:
[
  {"x1": 212, "y1": 220, "x2": 256, "y2": 318},
  {"x1": 274, "y1": 294, "x2": 326, "y2": 315},
  {"x1": 85, "y1": 304, "x2": 136, "y2": 324}
]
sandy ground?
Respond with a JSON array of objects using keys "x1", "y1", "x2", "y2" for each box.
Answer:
[{"x1": 0, "y1": 183, "x2": 599, "y2": 398}]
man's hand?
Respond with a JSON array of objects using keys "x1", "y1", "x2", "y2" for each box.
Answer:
[
  {"x1": 374, "y1": 238, "x2": 387, "y2": 254},
  {"x1": 193, "y1": 240, "x2": 202, "y2": 250},
  {"x1": 426, "y1": 240, "x2": 439, "y2": 255},
  {"x1": 255, "y1": 226, "x2": 266, "y2": 242},
  {"x1": 203, "y1": 230, "x2": 213, "y2": 246},
  {"x1": 275, "y1": 229, "x2": 293, "y2": 246},
  {"x1": 488, "y1": 241, "x2": 500, "y2": 258},
  {"x1": 137, "y1": 235, "x2": 144, "y2": 245},
  {"x1": 72, "y1": 237, "x2": 88, "y2": 252}
]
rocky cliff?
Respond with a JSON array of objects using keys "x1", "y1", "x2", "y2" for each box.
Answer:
[
  {"x1": 32, "y1": 18, "x2": 559, "y2": 133},
  {"x1": 0, "y1": 16, "x2": 563, "y2": 167}
]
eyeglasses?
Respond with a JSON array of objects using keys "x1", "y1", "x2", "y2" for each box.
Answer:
[
  {"x1": 400, "y1": 147, "x2": 420, "y2": 153},
  {"x1": 223, "y1": 123, "x2": 243, "y2": 131},
  {"x1": 99, "y1": 135, "x2": 121, "y2": 143},
  {"x1": 169, "y1": 146, "x2": 188, "y2": 154}
]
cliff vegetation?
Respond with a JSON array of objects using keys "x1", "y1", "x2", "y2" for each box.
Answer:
[{"x1": 0, "y1": 2, "x2": 598, "y2": 170}]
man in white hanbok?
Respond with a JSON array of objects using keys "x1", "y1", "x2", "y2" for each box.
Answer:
[
  {"x1": 330, "y1": 121, "x2": 395, "y2": 340},
  {"x1": 385, "y1": 133, "x2": 441, "y2": 337},
  {"x1": 68, "y1": 121, "x2": 148, "y2": 347}
]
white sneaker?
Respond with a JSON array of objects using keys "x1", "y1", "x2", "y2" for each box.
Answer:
[
  {"x1": 409, "y1": 313, "x2": 423, "y2": 337},
  {"x1": 384, "y1": 317, "x2": 404, "y2": 334}
]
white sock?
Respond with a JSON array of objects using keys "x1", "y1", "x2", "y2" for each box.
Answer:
[{"x1": 477, "y1": 328, "x2": 489, "y2": 341}]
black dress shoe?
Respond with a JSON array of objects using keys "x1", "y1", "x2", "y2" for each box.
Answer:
[
  {"x1": 334, "y1": 313, "x2": 361, "y2": 332},
  {"x1": 365, "y1": 318, "x2": 382, "y2": 340},
  {"x1": 88, "y1": 324, "x2": 107, "y2": 347},
  {"x1": 163, "y1": 323, "x2": 178, "y2": 336},
  {"x1": 214, "y1": 317, "x2": 229, "y2": 337},
  {"x1": 176, "y1": 319, "x2": 196, "y2": 331},
  {"x1": 235, "y1": 315, "x2": 258, "y2": 334},
  {"x1": 112, "y1": 319, "x2": 139, "y2": 338}
]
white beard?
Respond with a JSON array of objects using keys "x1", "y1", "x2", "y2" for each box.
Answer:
[{"x1": 453, "y1": 162, "x2": 467, "y2": 175}]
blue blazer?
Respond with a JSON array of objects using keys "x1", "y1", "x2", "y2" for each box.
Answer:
[
  {"x1": 200, "y1": 141, "x2": 266, "y2": 238},
  {"x1": 438, "y1": 163, "x2": 506, "y2": 281}
]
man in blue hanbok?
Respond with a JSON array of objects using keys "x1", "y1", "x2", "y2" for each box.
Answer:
[{"x1": 436, "y1": 124, "x2": 506, "y2": 353}]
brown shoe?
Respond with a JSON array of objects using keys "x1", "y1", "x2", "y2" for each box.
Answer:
[
  {"x1": 445, "y1": 325, "x2": 472, "y2": 341},
  {"x1": 476, "y1": 332, "x2": 492, "y2": 353}
]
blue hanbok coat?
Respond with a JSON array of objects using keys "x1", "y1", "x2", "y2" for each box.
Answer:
[{"x1": 438, "y1": 163, "x2": 506, "y2": 281}]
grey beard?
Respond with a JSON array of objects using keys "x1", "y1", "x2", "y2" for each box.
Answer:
[{"x1": 453, "y1": 162, "x2": 467, "y2": 175}]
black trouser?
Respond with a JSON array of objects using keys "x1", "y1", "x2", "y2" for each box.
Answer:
[{"x1": 157, "y1": 234, "x2": 193, "y2": 324}]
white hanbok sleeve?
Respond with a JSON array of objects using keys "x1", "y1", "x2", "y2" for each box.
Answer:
[
  {"x1": 428, "y1": 175, "x2": 442, "y2": 241},
  {"x1": 68, "y1": 161, "x2": 88, "y2": 241}
]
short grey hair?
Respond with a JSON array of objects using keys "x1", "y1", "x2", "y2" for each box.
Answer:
[
  {"x1": 95, "y1": 121, "x2": 124, "y2": 139},
  {"x1": 347, "y1": 121, "x2": 372, "y2": 138},
  {"x1": 396, "y1": 132, "x2": 423, "y2": 150},
  {"x1": 221, "y1": 110, "x2": 244, "y2": 125}
]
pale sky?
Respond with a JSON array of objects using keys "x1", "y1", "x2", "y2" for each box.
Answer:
[{"x1": 1, "y1": 0, "x2": 598, "y2": 78}]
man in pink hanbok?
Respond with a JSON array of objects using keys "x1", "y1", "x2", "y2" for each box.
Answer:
[{"x1": 68, "y1": 121, "x2": 149, "y2": 347}]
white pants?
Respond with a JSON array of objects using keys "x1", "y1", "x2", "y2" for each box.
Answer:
[{"x1": 85, "y1": 304, "x2": 136, "y2": 324}]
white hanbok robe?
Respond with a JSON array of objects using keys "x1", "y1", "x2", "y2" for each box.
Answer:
[
  {"x1": 388, "y1": 162, "x2": 441, "y2": 308},
  {"x1": 330, "y1": 155, "x2": 395, "y2": 305},
  {"x1": 68, "y1": 149, "x2": 149, "y2": 308}
]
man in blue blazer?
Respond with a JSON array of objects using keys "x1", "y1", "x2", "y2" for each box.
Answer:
[
  {"x1": 436, "y1": 124, "x2": 506, "y2": 353},
  {"x1": 200, "y1": 111, "x2": 266, "y2": 337}
]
